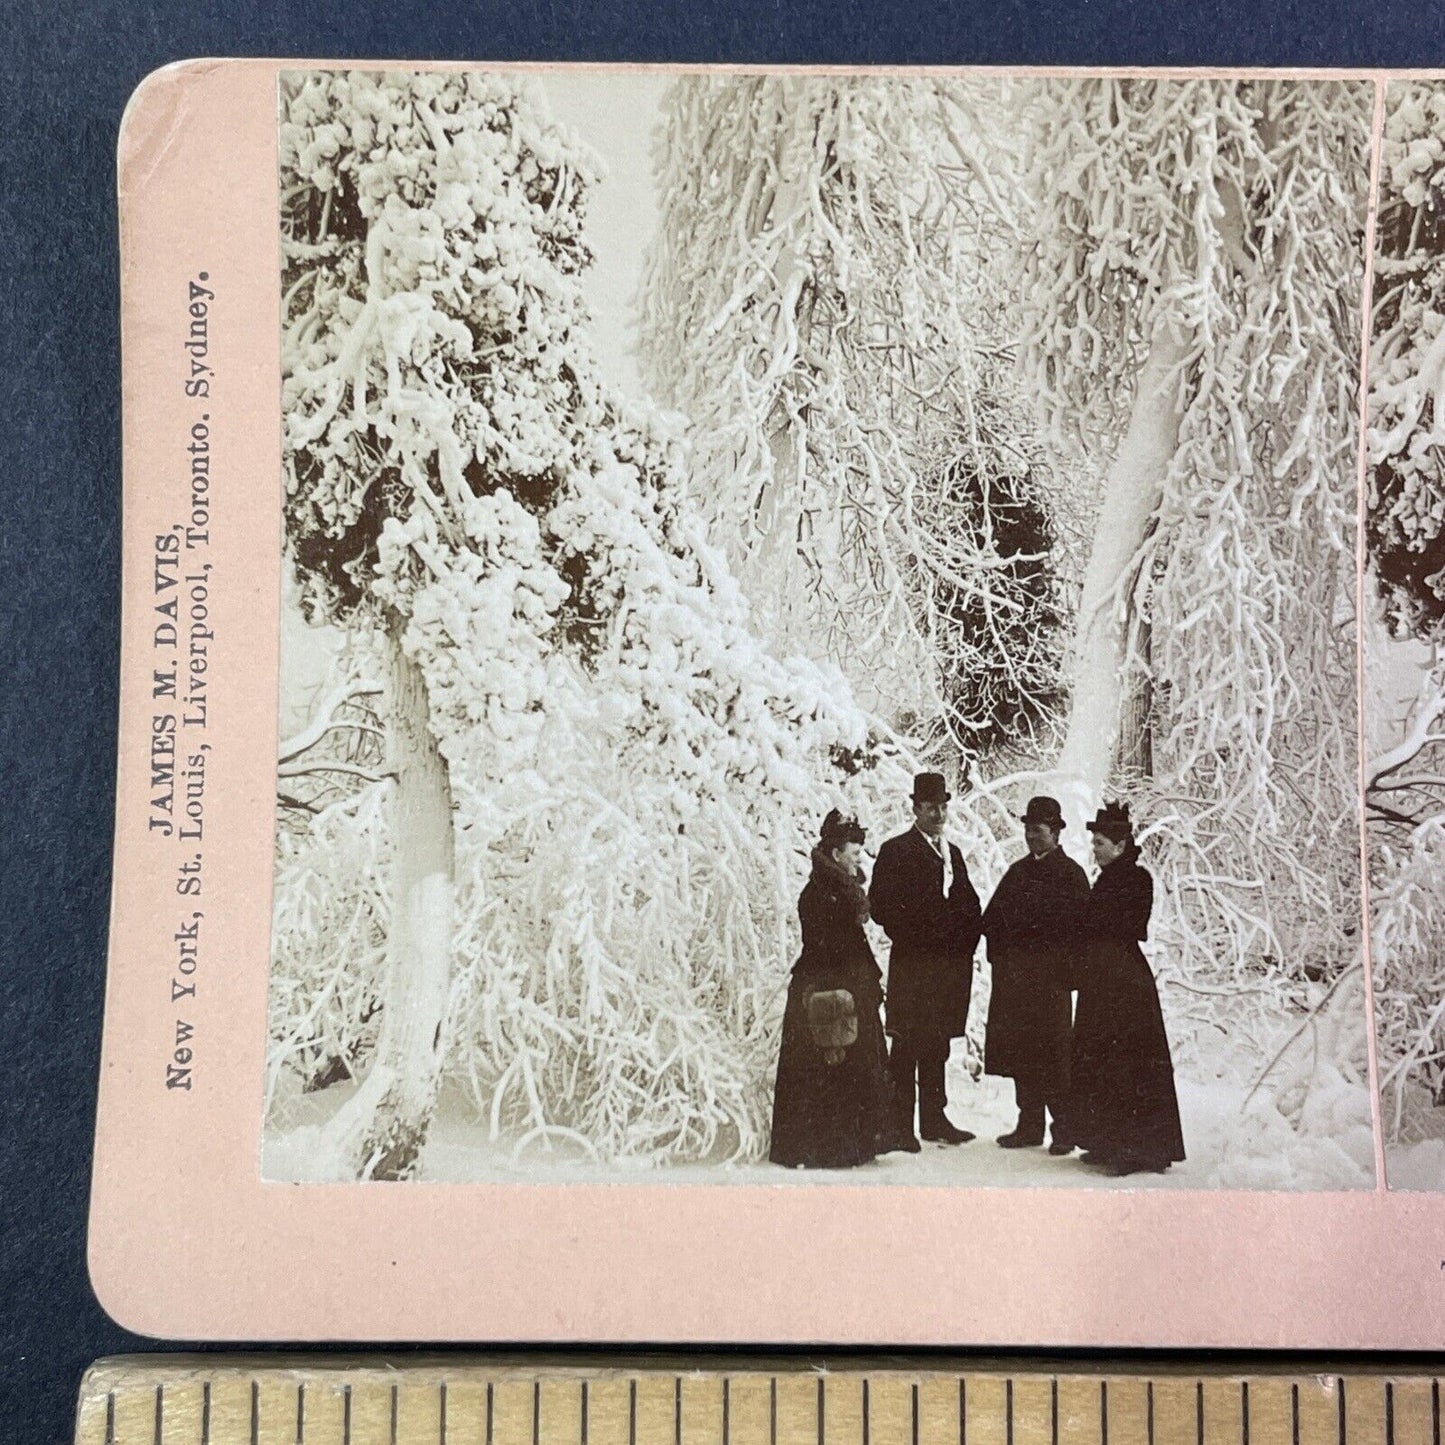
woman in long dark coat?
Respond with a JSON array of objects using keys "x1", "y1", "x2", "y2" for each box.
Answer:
[
  {"x1": 1069, "y1": 803, "x2": 1186, "y2": 1177},
  {"x1": 769, "y1": 810, "x2": 893, "y2": 1169}
]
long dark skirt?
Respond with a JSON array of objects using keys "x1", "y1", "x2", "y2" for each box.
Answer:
[
  {"x1": 1069, "y1": 942, "x2": 1186, "y2": 1167},
  {"x1": 769, "y1": 970, "x2": 891, "y2": 1169}
]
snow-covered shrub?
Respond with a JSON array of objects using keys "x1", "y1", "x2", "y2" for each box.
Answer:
[
  {"x1": 398, "y1": 436, "x2": 921, "y2": 1161},
  {"x1": 267, "y1": 779, "x2": 389, "y2": 1116},
  {"x1": 1373, "y1": 818, "x2": 1445, "y2": 1137}
]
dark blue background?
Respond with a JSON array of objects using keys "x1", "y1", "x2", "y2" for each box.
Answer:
[{"x1": 4, "y1": 3, "x2": 1442, "y2": 1439}]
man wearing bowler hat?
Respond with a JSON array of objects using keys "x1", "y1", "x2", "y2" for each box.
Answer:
[
  {"x1": 869, "y1": 772, "x2": 983, "y2": 1149},
  {"x1": 982, "y1": 796, "x2": 1090, "y2": 1151}
]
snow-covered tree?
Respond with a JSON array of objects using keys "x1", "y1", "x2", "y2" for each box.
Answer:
[
  {"x1": 275, "y1": 70, "x2": 916, "y2": 1176},
  {"x1": 281, "y1": 69, "x2": 617, "y2": 1176},
  {"x1": 638, "y1": 75, "x2": 1071, "y2": 762},
  {"x1": 1364, "y1": 81, "x2": 1445, "y2": 1136},
  {"x1": 1018, "y1": 78, "x2": 1372, "y2": 998},
  {"x1": 1368, "y1": 82, "x2": 1445, "y2": 645}
]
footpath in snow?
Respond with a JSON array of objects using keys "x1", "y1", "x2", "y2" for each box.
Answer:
[{"x1": 267, "y1": 1059, "x2": 1376, "y2": 1190}]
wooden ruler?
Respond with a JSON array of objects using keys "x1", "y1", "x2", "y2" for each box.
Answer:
[{"x1": 74, "y1": 1359, "x2": 1441, "y2": 1445}]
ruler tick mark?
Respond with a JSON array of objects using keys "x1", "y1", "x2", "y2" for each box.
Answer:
[
  {"x1": 1293, "y1": 1385, "x2": 1300, "y2": 1445},
  {"x1": 1006, "y1": 1380, "x2": 1013, "y2": 1445},
  {"x1": 1197, "y1": 1381, "x2": 1204, "y2": 1445},
  {"x1": 676, "y1": 1377, "x2": 683, "y2": 1445},
  {"x1": 296, "y1": 1382, "x2": 305, "y2": 1445},
  {"x1": 1051, "y1": 1379, "x2": 1058, "y2": 1445},
  {"x1": 1102, "y1": 1380, "x2": 1109, "y2": 1445},
  {"x1": 1387, "y1": 1382, "x2": 1395, "y2": 1445},
  {"x1": 817, "y1": 1375, "x2": 825, "y2": 1445},
  {"x1": 155, "y1": 1382, "x2": 163, "y2": 1445},
  {"x1": 1148, "y1": 1382, "x2": 1155, "y2": 1445},
  {"x1": 344, "y1": 1383, "x2": 352, "y2": 1445},
  {"x1": 534, "y1": 1380, "x2": 541, "y2": 1445},
  {"x1": 1243, "y1": 1381, "x2": 1250, "y2": 1445},
  {"x1": 630, "y1": 1378, "x2": 638, "y2": 1445},
  {"x1": 487, "y1": 1382, "x2": 495, "y2": 1445},
  {"x1": 581, "y1": 1381, "x2": 589, "y2": 1445},
  {"x1": 914, "y1": 1383, "x2": 921, "y2": 1445},
  {"x1": 105, "y1": 1391, "x2": 115, "y2": 1445},
  {"x1": 863, "y1": 1379, "x2": 870, "y2": 1445},
  {"x1": 961, "y1": 1376, "x2": 968, "y2": 1445},
  {"x1": 250, "y1": 1381, "x2": 259, "y2": 1445},
  {"x1": 441, "y1": 1382, "x2": 448, "y2": 1445},
  {"x1": 771, "y1": 1378, "x2": 777, "y2": 1445},
  {"x1": 723, "y1": 1379, "x2": 730, "y2": 1445},
  {"x1": 1432, "y1": 1380, "x2": 1440, "y2": 1445},
  {"x1": 1338, "y1": 1379, "x2": 1346, "y2": 1445},
  {"x1": 202, "y1": 1381, "x2": 211, "y2": 1445}
]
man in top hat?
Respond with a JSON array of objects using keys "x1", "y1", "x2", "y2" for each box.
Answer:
[
  {"x1": 868, "y1": 772, "x2": 983, "y2": 1149},
  {"x1": 981, "y1": 795, "x2": 1090, "y2": 1152}
]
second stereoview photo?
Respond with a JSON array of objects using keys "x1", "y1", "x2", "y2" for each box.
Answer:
[{"x1": 1366, "y1": 78, "x2": 1445, "y2": 1191}]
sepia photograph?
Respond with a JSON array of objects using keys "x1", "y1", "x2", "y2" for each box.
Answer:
[
  {"x1": 263, "y1": 68, "x2": 1377, "y2": 1189},
  {"x1": 1364, "y1": 79, "x2": 1445, "y2": 1190}
]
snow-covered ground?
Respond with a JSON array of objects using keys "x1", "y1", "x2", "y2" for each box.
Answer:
[
  {"x1": 265, "y1": 1051, "x2": 1377, "y2": 1191},
  {"x1": 1387, "y1": 1141, "x2": 1445, "y2": 1190}
]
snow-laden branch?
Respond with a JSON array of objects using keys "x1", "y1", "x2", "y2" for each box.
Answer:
[
  {"x1": 278, "y1": 679, "x2": 383, "y2": 765},
  {"x1": 1367, "y1": 690, "x2": 1445, "y2": 790},
  {"x1": 638, "y1": 74, "x2": 1069, "y2": 760},
  {"x1": 277, "y1": 759, "x2": 387, "y2": 783}
]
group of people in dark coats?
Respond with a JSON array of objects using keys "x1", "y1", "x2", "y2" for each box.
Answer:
[{"x1": 769, "y1": 774, "x2": 1186, "y2": 1178}]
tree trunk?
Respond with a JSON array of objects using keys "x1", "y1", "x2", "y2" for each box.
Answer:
[
  {"x1": 1116, "y1": 608, "x2": 1155, "y2": 782},
  {"x1": 747, "y1": 109, "x2": 816, "y2": 655},
  {"x1": 318, "y1": 614, "x2": 455, "y2": 1180},
  {"x1": 1056, "y1": 319, "x2": 1190, "y2": 821}
]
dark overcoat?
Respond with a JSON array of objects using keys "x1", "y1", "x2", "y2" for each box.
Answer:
[
  {"x1": 868, "y1": 827, "x2": 982, "y2": 1039},
  {"x1": 1069, "y1": 849, "x2": 1186, "y2": 1166},
  {"x1": 769, "y1": 854, "x2": 892, "y2": 1169},
  {"x1": 982, "y1": 846, "x2": 1089, "y2": 1092}
]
